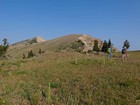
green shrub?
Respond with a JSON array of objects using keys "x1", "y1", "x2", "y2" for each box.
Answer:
[
  {"x1": 69, "y1": 40, "x2": 85, "y2": 52},
  {"x1": 28, "y1": 50, "x2": 35, "y2": 58}
]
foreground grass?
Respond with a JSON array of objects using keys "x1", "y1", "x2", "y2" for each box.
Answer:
[{"x1": 0, "y1": 51, "x2": 140, "y2": 105}]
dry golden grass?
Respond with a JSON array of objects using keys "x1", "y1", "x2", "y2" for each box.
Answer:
[
  {"x1": 7, "y1": 34, "x2": 82, "y2": 59},
  {"x1": 0, "y1": 51, "x2": 140, "y2": 105}
]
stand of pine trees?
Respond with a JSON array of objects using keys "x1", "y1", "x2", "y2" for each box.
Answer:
[
  {"x1": 101, "y1": 39, "x2": 112, "y2": 53},
  {"x1": 93, "y1": 39, "x2": 113, "y2": 53}
]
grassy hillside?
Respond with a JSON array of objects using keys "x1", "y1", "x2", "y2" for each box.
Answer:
[
  {"x1": 7, "y1": 34, "x2": 82, "y2": 59},
  {"x1": 0, "y1": 51, "x2": 140, "y2": 105}
]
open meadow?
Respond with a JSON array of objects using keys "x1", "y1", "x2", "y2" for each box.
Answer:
[{"x1": 0, "y1": 51, "x2": 140, "y2": 105}]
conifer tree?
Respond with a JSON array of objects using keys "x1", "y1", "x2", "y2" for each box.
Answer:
[
  {"x1": 123, "y1": 40, "x2": 130, "y2": 49},
  {"x1": 0, "y1": 38, "x2": 9, "y2": 57},
  {"x1": 108, "y1": 39, "x2": 112, "y2": 48},
  {"x1": 101, "y1": 40, "x2": 108, "y2": 53},
  {"x1": 93, "y1": 40, "x2": 100, "y2": 52}
]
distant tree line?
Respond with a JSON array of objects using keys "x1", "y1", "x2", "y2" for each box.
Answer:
[
  {"x1": 93, "y1": 39, "x2": 130, "y2": 53},
  {"x1": 93, "y1": 39, "x2": 113, "y2": 53}
]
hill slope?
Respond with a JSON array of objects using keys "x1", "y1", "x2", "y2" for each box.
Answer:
[
  {"x1": 1, "y1": 50, "x2": 140, "y2": 104},
  {"x1": 7, "y1": 34, "x2": 103, "y2": 58}
]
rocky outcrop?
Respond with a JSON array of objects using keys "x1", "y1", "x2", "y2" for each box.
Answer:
[
  {"x1": 78, "y1": 34, "x2": 103, "y2": 52},
  {"x1": 10, "y1": 36, "x2": 46, "y2": 49},
  {"x1": 34, "y1": 36, "x2": 46, "y2": 43}
]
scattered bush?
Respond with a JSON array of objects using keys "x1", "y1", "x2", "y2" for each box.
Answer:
[
  {"x1": 38, "y1": 48, "x2": 45, "y2": 54},
  {"x1": 39, "y1": 49, "x2": 42, "y2": 54},
  {"x1": 28, "y1": 50, "x2": 35, "y2": 58},
  {"x1": 87, "y1": 50, "x2": 92, "y2": 53},
  {"x1": 23, "y1": 53, "x2": 26, "y2": 59}
]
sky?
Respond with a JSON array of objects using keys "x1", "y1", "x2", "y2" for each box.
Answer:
[{"x1": 0, "y1": 0, "x2": 140, "y2": 50}]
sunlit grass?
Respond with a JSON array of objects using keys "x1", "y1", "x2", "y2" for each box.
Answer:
[{"x1": 0, "y1": 51, "x2": 140, "y2": 104}]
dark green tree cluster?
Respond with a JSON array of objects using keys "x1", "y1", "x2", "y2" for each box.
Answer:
[
  {"x1": 101, "y1": 40, "x2": 108, "y2": 53},
  {"x1": 96, "y1": 39, "x2": 130, "y2": 53},
  {"x1": 101, "y1": 39, "x2": 112, "y2": 53},
  {"x1": 93, "y1": 39, "x2": 113, "y2": 53},
  {"x1": 0, "y1": 38, "x2": 9, "y2": 57}
]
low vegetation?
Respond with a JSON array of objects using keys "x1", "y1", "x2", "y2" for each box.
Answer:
[
  {"x1": 0, "y1": 51, "x2": 140, "y2": 105},
  {"x1": 69, "y1": 40, "x2": 85, "y2": 52},
  {"x1": 0, "y1": 38, "x2": 9, "y2": 58}
]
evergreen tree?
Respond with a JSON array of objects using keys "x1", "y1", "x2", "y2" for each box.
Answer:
[
  {"x1": 108, "y1": 39, "x2": 112, "y2": 48},
  {"x1": 0, "y1": 38, "x2": 9, "y2": 57},
  {"x1": 123, "y1": 40, "x2": 130, "y2": 49},
  {"x1": 101, "y1": 40, "x2": 108, "y2": 53},
  {"x1": 93, "y1": 40, "x2": 100, "y2": 52}
]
